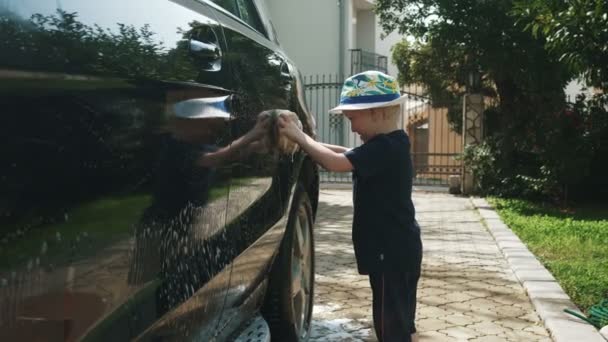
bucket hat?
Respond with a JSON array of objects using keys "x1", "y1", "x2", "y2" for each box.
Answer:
[{"x1": 329, "y1": 70, "x2": 405, "y2": 113}]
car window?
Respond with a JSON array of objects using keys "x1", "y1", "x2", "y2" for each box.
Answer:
[
  {"x1": 235, "y1": 0, "x2": 265, "y2": 33},
  {"x1": 210, "y1": 0, "x2": 266, "y2": 36},
  {"x1": 210, "y1": 0, "x2": 238, "y2": 16}
]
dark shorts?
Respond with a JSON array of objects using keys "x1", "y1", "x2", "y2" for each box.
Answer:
[{"x1": 369, "y1": 270, "x2": 420, "y2": 342}]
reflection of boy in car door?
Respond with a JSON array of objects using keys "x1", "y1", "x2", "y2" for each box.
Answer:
[
  {"x1": 129, "y1": 96, "x2": 262, "y2": 308},
  {"x1": 128, "y1": 96, "x2": 300, "y2": 313}
]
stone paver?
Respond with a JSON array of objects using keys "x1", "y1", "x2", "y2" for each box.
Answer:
[{"x1": 310, "y1": 189, "x2": 552, "y2": 342}]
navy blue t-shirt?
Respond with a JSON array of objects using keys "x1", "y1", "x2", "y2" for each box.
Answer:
[{"x1": 344, "y1": 130, "x2": 422, "y2": 275}]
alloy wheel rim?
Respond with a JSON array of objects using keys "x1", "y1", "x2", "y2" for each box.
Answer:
[{"x1": 291, "y1": 206, "x2": 312, "y2": 339}]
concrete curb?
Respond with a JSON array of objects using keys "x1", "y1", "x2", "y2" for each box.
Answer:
[{"x1": 470, "y1": 197, "x2": 606, "y2": 342}]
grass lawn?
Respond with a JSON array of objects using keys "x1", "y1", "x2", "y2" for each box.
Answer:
[{"x1": 489, "y1": 197, "x2": 608, "y2": 312}]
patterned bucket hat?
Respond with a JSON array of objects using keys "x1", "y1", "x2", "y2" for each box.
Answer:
[{"x1": 329, "y1": 70, "x2": 405, "y2": 113}]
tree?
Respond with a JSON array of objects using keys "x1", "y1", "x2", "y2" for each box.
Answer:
[
  {"x1": 513, "y1": 0, "x2": 608, "y2": 91},
  {"x1": 376, "y1": 0, "x2": 595, "y2": 200},
  {"x1": 377, "y1": 0, "x2": 571, "y2": 130},
  {"x1": 390, "y1": 38, "x2": 467, "y2": 132},
  {"x1": 513, "y1": 0, "x2": 608, "y2": 201}
]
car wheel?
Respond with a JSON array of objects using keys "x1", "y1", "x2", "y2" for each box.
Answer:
[{"x1": 263, "y1": 184, "x2": 314, "y2": 341}]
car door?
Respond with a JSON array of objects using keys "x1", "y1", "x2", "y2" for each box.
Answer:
[
  {"x1": 0, "y1": 0, "x2": 237, "y2": 340},
  {"x1": 202, "y1": 0, "x2": 300, "y2": 337}
]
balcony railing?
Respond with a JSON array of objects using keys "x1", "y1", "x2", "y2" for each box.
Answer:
[{"x1": 349, "y1": 49, "x2": 388, "y2": 74}]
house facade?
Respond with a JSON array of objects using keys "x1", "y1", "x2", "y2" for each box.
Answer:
[
  {"x1": 265, "y1": 0, "x2": 401, "y2": 78},
  {"x1": 266, "y1": 0, "x2": 463, "y2": 185}
]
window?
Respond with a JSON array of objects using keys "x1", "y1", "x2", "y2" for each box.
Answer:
[
  {"x1": 235, "y1": 0, "x2": 264, "y2": 33},
  {"x1": 210, "y1": 0, "x2": 238, "y2": 16},
  {"x1": 210, "y1": 0, "x2": 266, "y2": 35}
]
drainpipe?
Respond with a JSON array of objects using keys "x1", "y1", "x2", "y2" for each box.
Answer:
[{"x1": 338, "y1": 0, "x2": 345, "y2": 79}]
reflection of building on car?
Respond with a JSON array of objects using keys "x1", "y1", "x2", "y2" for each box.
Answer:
[{"x1": 0, "y1": 0, "x2": 318, "y2": 341}]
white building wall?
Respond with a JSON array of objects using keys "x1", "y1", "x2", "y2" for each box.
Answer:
[
  {"x1": 265, "y1": 0, "x2": 339, "y2": 77},
  {"x1": 355, "y1": 10, "x2": 375, "y2": 53},
  {"x1": 265, "y1": 0, "x2": 401, "y2": 78},
  {"x1": 264, "y1": 0, "x2": 404, "y2": 148},
  {"x1": 374, "y1": 22, "x2": 402, "y2": 78},
  {"x1": 344, "y1": 0, "x2": 356, "y2": 77}
]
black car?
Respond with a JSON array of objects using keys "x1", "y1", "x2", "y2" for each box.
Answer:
[{"x1": 0, "y1": 0, "x2": 319, "y2": 341}]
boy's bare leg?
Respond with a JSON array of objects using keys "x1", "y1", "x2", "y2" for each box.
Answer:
[{"x1": 411, "y1": 333, "x2": 419, "y2": 342}]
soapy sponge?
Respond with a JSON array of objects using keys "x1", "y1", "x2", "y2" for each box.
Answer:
[{"x1": 258, "y1": 109, "x2": 302, "y2": 155}]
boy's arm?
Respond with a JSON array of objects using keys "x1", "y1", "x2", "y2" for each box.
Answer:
[
  {"x1": 198, "y1": 116, "x2": 269, "y2": 167},
  {"x1": 320, "y1": 142, "x2": 351, "y2": 154},
  {"x1": 298, "y1": 134, "x2": 353, "y2": 172},
  {"x1": 278, "y1": 115, "x2": 352, "y2": 172}
]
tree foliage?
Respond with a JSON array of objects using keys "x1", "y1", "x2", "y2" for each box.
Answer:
[
  {"x1": 0, "y1": 9, "x2": 201, "y2": 80},
  {"x1": 378, "y1": 0, "x2": 571, "y2": 131},
  {"x1": 513, "y1": 0, "x2": 608, "y2": 90},
  {"x1": 377, "y1": 0, "x2": 607, "y2": 201}
]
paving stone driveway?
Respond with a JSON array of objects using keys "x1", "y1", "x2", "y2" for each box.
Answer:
[{"x1": 309, "y1": 189, "x2": 552, "y2": 342}]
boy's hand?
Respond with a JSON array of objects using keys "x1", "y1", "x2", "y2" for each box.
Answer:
[
  {"x1": 278, "y1": 111, "x2": 353, "y2": 172},
  {"x1": 277, "y1": 112, "x2": 305, "y2": 144},
  {"x1": 249, "y1": 114, "x2": 271, "y2": 140}
]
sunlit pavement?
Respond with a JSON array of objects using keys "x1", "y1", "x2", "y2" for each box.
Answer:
[{"x1": 309, "y1": 189, "x2": 552, "y2": 342}]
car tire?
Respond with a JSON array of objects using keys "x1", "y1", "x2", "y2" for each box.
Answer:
[{"x1": 263, "y1": 184, "x2": 315, "y2": 342}]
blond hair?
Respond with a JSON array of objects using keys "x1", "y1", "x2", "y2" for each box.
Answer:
[{"x1": 371, "y1": 105, "x2": 401, "y2": 125}]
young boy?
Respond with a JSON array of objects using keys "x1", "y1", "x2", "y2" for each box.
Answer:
[{"x1": 278, "y1": 70, "x2": 422, "y2": 342}]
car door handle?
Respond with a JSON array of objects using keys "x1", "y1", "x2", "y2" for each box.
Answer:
[{"x1": 189, "y1": 39, "x2": 222, "y2": 60}]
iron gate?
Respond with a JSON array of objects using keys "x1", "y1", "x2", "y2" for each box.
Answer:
[
  {"x1": 304, "y1": 75, "x2": 463, "y2": 186},
  {"x1": 402, "y1": 87, "x2": 463, "y2": 186}
]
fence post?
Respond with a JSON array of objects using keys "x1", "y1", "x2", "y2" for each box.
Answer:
[{"x1": 461, "y1": 94, "x2": 484, "y2": 195}]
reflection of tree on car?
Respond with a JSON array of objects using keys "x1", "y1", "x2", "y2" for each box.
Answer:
[
  {"x1": 0, "y1": 11, "x2": 172, "y2": 228},
  {"x1": 0, "y1": 10, "x2": 230, "y2": 238},
  {"x1": 0, "y1": 9, "x2": 230, "y2": 83},
  {"x1": 1, "y1": 10, "x2": 176, "y2": 79}
]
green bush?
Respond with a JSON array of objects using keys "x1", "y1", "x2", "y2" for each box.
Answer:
[
  {"x1": 463, "y1": 94, "x2": 608, "y2": 202},
  {"x1": 462, "y1": 137, "x2": 557, "y2": 199}
]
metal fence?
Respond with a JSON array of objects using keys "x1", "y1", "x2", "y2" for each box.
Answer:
[
  {"x1": 303, "y1": 74, "x2": 349, "y2": 183},
  {"x1": 304, "y1": 75, "x2": 463, "y2": 186}
]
